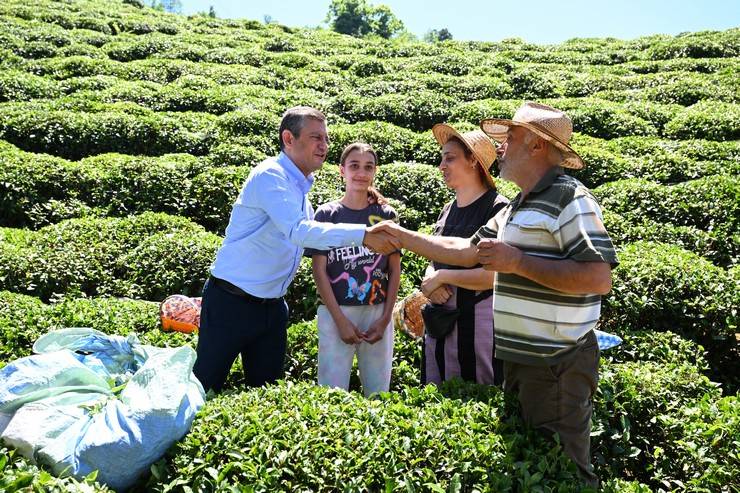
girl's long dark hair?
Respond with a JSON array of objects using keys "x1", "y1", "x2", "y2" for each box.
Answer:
[{"x1": 339, "y1": 142, "x2": 388, "y2": 205}]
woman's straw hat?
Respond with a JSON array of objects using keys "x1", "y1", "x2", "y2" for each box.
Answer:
[
  {"x1": 432, "y1": 124, "x2": 496, "y2": 189},
  {"x1": 480, "y1": 101, "x2": 584, "y2": 169}
]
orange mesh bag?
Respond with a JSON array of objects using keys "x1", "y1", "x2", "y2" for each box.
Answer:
[
  {"x1": 159, "y1": 295, "x2": 202, "y2": 334},
  {"x1": 392, "y1": 290, "x2": 428, "y2": 341}
]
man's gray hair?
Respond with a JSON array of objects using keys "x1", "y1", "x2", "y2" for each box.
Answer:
[
  {"x1": 524, "y1": 130, "x2": 563, "y2": 166},
  {"x1": 278, "y1": 106, "x2": 326, "y2": 150},
  {"x1": 546, "y1": 140, "x2": 564, "y2": 166}
]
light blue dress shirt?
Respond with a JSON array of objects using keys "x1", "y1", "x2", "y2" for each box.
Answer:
[{"x1": 210, "y1": 152, "x2": 366, "y2": 298}]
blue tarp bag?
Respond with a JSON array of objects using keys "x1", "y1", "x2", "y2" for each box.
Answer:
[{"x1": 0, "y1": 328, "x2": 205, "y2": 491}]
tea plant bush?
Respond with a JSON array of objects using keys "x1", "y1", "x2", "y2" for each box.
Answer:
[
  {"x1": 156, "y1": 381, "x2": 587, "y2": 492},
  {"x1": 604, "y1": 330, "x2": 709, "y2": 369},
  {"x1": 592, "y1": 360, "x2": 725, "y2": 488},
  {"x1": 593, "y1": 175, "x2": 740, "y2": 245},
  {"x1": 0, "y1": 142, "x2": 455, "y2": 234},
  {"x1": 0, "y1": 291, "x2": 193, "y2": 364},
  {"x1": 664, "y1": 100, "x2": 740, "y2": 140},
  {"x1": 603, "y1": 210, "x2": 735, "y2": 266},
  {"x1": 0, "y1": 141, "x2": 207, "y2": 228},
  {"x1": 603, "y1": 241, "x2": 739, "y2": 387},
  {"x1": 591, "y1": 134, "x2": 740, "y2": 184},
  {"x1": 0, "y1": 101, "x2": 218, "y2": 159},
  {"x1": 604, "y1": 241, "x2": 737, "y2": 340},
  {"x1": 649, "y1": 395, "x2": 740, "y2": 491},
  {"x1": 0, "y1": 0, "x2": 738, "y2": 490},
  {"x1": 0, "y1": 213, "x2": 218, "y2": 300},
  {"x1": 0, "y1": 447, "x2": 110, "y2": 493}
]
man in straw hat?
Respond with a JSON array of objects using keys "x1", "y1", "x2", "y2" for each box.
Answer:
[{"x1": 375, "y1": 102, "x2": 617, "y2": 487}]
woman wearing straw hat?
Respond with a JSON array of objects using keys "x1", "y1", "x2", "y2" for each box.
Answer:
[
  {"x1": 370, "y1": 102, "x2": 617, "y2": 488},
  {"x1": 418, "y1": 124, "x2": 509, "y2": 386}
]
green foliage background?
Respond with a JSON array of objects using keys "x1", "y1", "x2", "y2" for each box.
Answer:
[{"x1": 0, "y1": 0, "x2": 738, "y2": 491}]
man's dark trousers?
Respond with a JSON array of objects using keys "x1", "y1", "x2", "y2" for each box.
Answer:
[
  {"x1": 503, "y1": 330, "x2": 600, "y2": 488},
  {"x1": 193, "y1": 279, "x2": 289, "y2": 392}
]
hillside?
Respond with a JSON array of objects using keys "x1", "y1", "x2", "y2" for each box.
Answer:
[{"x1": 0, "y1": 0, "x2": 738, "y2": 491}]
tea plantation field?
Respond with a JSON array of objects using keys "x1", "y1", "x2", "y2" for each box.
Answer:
[{"x1": 0, "y1": 0, "x2": 738, "y2": 491}]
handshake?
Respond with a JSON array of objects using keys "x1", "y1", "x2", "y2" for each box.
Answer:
[
  {"x1": 362, "y1": 221, "x2": 404, "y2": 255},
  {"x1": 362, "y1": 221, "x2": 522, "y2": 273}
]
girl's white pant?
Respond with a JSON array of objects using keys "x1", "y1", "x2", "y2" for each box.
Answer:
[{"x1": 317, "y1": 304, "x2": 394, "y2": 397}]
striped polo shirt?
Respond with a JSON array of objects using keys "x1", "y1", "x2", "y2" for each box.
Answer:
[{"x1": 472, "y1": 166, "x2": 618, "y2": 366}]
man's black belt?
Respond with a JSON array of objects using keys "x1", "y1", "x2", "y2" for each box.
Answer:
[{"x1": 210, "y1": 276, "x2": 283, "y2": 304}]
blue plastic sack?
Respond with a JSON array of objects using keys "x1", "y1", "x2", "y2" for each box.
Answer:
[
  {"x1": 595, "y1": 329, "x2": 623, "y2": 350},
  {"x1": 0, "y1": 328, "x2": 205, "y2": 491},
  {"x1": 31, "y1": 327, "x2": 143, "y2": 385}
]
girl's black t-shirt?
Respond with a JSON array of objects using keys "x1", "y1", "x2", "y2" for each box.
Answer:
[{"x1": 306, "y1": 201, "x2": 397, "y2": 306}]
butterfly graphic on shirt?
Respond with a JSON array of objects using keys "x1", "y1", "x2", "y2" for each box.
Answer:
[
  {"x1": 330, "y1": 252, "x2": 384, "y2": 304},
  {"x1": 346, "y1": 276, "x2": 372, "y2": 302}
]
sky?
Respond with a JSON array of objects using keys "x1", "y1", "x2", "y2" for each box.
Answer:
[{"x1": 179, "y1": 0, "x2": 740, "y2": 45}]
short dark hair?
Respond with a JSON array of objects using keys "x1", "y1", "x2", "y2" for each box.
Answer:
[{"x1": 278, "y1": 106, "x2": 326, "y2": 150}]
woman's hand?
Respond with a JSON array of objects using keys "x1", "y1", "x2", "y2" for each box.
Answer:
[
  {"x1": 362, "y1": 316, "x2": 389, "y2": 344},
  {"x1": 336, "y1": 316, "x2": 363, "y2": 345},
  {"x1": 427, "y1": 286, "x2": 452, "y2": 304},
  {"x1": 421, "y1": 270, "x2": 452, "y2": 304},
  {"x1": 421, "y1": 270, "x2": 442, "y2": 296}
]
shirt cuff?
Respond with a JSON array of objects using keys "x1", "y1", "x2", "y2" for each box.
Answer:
[{"x1": 346, "y1": 224, "x2": 366, "y2": 247}]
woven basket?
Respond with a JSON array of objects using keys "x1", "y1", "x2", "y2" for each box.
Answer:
[{"x1": 392, "y1": 290, "x2": 428, "y2": 340}]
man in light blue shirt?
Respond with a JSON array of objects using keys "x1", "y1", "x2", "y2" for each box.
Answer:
[{"x1": 193, "y1": 106, "x2": 399, "y2": 392}]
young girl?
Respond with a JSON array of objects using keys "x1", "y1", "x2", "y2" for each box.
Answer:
[{"x1": 307, "y1": 143, "x2": 401, "y2": 396}]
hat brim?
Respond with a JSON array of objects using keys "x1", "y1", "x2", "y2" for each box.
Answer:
[
  {"x1": 479, "y1": 119, "x2": 584, "y2": 170},
  {"x1": 432, "y1": 123, "x2": 496, "y2": 189}
]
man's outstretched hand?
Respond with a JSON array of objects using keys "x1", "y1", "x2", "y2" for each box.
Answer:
[
  {"x1": 363, "y1": 221, "x2": 403, "y2": 254},
  {"x1": 476, "y1": 238, "x2": 523, "y2": 273}
]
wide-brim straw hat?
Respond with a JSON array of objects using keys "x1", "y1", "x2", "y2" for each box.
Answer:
[
  {"x1": 431, "y1": 124, "x2": 496, "y2": 189},
  {"x1": 480, "y1": 101, "x2": 584, "y2": 169}
]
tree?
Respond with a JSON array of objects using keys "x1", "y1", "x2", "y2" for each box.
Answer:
[
  {"x1": 395, "y1": 31, "x2": 418, "y2": 43},
  {"x1": 194, "y1": 5, "x2": 217, "y2": 18},
  {"x1": 326, "y1": 0, "x2": 371, "y2": 37},
  {"x1": 150, "y1": 0, "x2": 181, "y2": 14},
  {"x1": 424, "y1": 28, "x2": 453, "y2": 43},
  {"x1": 369, "y1": 4, "x2": 404, "y2": 39},
  {"x1": 326, "y1": 0, "x2": 404, "y2": 39}
]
